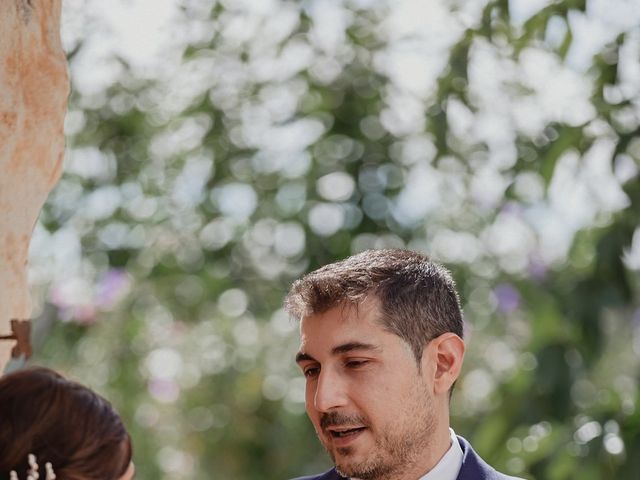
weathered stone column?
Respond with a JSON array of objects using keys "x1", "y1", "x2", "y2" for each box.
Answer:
[{"x1": 0, "y1": 0, "x2": 69, "y2": 372}]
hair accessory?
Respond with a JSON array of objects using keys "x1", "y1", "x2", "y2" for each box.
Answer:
[
  {"x1": 8, "y1": 454, "x2": 55, "y2": 480},
  {"x1": 27, "y1": 453, "x2": 38, "y2": 479},
  {"x1": 44, "y1": 464, "x2": 55, "y2": 480},
  {"x1": 0, "y1": 319, "x2": 32, "y2": 359}
]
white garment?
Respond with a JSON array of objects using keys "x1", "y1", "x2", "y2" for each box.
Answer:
[
  {"x1": 351, "y1": 428, "x2": 463, "y2": 480},
  {"x1": 417, "y1": 428, "x2": 463, "y2": 480}
]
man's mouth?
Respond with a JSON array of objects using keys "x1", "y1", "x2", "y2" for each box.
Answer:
[{"x1": 327, "y1": 426, "x2": 367, "y2": 438}]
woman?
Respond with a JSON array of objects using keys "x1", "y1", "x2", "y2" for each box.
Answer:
[{"x1": 0, "y1": 367, "x2": 134, "y2": 480}]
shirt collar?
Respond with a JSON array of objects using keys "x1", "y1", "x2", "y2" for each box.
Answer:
[{"x1": 418, "y1": 428, "x2": 463, "y2": 480}]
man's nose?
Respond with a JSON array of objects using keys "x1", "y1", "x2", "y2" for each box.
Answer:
[{"x1": 313, "y1": 369, "x2": 348, "y2": 412}]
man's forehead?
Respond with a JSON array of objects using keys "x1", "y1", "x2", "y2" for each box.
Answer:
[{"x1": 298, "y1": 298, "x2": 385, "y2": 349}]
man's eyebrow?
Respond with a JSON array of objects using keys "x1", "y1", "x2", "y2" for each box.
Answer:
[
  {"x1": 332, "y1": 342, "x2": 381, "y2": 356},
  {"x1": 295, "y1": 351, "x2": 316, "y2": 364},
  {"x1": 295, "y1": 342, "x2": 380, "y2": 363}
]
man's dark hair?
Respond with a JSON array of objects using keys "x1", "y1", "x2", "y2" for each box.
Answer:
[{"x1": 284, "y1": 249, "x2": 464, "y2": 363}]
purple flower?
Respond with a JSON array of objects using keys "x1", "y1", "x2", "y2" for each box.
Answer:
[
  {"x1": 494, "y1": 283, "x2": 521, "y2": 314},
  {"x1": 148, "y1": 378, "x2": 180, "y2": 403},
  {"x1": 95, "y1": 269, "x2": 131, "y2": 310},
  {"x1": 528, "y1": 254, "x2": 548, "y2": 281}
]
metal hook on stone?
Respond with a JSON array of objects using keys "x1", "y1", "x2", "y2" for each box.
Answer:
[{"x1": 0, "y1": 319, "x2": 32, "y2": 359}]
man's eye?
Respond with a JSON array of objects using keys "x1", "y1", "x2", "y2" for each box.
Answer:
[
  {"x1": 303, "y1": 367, "x2": 320, "y2": 378},
  {"x1": 345, "y1": 360, "x2": 368, "y2": 369}
]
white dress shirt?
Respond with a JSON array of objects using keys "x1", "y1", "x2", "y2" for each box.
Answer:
[{"x1": 418, "y1": 428, "x2": 463, "y2": 480}]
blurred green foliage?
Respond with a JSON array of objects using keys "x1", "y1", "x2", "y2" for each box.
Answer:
[{"x1": 23, "y1": 0, "x2": 640, "y2": 478}]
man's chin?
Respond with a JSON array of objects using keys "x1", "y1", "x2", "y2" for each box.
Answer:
[
  {"x1": 334, "y1": 456, "x2": 381, "y2": 480},
  {"x1": 328, "y1": 440, "x2": 395, "y2": 480},
  {"x1": 323, "y1": 441, "x2": 359, "y2": 467},
  {"x1": 330, "y1": 445, "x2": 374, "y2": 478}
]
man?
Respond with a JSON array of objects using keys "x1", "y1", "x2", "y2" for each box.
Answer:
[{"x1": 284, "y1": 249, "x2": 523, "y2": 480}]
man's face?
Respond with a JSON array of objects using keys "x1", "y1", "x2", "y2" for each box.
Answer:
[{"x1": 296, "y1": 299, "x2": 440, "y2": 480}]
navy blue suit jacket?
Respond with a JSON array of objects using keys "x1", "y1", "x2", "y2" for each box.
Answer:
[{"x1": 291, "y1": 436, "x2": 524, "y2": 480}]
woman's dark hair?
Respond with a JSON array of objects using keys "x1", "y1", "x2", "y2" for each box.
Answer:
[{"x1": 0, "y1": 367, "x2": 132, "y2": 480}]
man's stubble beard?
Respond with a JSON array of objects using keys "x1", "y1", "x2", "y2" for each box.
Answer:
[{"x1": 326, "y1": 382, "x2": 436, "y2": 480}]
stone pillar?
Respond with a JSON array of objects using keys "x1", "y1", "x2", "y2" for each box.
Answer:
[{"x1": 0, "y1": 0, "x2": 69, "y2": 372}]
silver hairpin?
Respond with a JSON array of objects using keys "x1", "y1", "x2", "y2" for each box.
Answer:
[
  {"x1": 27, "y1": 453, "x2": 39, "y2": 479},
  {"x1": 44, "y1": 463, "x2": 55, "y2": 480},
  {"x1": 9, "y1": 455, "x2": 55, "y2": 480}
]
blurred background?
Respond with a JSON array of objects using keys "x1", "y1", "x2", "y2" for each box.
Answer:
[{"x1": 18, "y1": 0, "x2": 640, "y2": 478}]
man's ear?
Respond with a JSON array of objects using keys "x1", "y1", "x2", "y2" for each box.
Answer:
[{"x1": 421, "y1": 333, "x2": 465, "y2": 395}]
